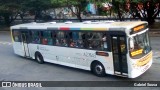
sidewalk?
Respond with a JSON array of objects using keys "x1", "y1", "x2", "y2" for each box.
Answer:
[
  {"x1": 0, "y1": 26, "x2": 10, "y2": 31},
  {"x1": 149, "y1": 22, "x2": 160, "y2": 36},
  {"x1": 149, "y1": 29, "x2": 160, "y2": 37}
]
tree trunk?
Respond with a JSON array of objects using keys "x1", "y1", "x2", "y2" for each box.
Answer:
[
  {"x1": 117, "y1": 8, "x2": 122, "y2": 21},
  {"x1": 34, "y1": 11, "x2": 41, "y2": 22},
  {"x1": 115, "y1": 2, "x2": 123, "y2": 21},
  {"x1": 77, "y1": 14, "x2": 82, "y2": 22},
  {"x1": 20, "y1": 13, "x2": 25, "y2": 22},
  {"x1": 53, "y1": 9, "x2": 57, "y2": 19},
  {"x1": 3, "y1": 14, "x2": 11, "y2": 26},
  {"x1": 34, "y1": 11, "x2": 37, "y2": 22},
  {"x1": 146, "y1": 1, "x2": 155, "y2": 25}
]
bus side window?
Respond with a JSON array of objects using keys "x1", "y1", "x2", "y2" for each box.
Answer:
[
  {"x1": 52, "y1": 31, "x2": 57, "y2": 45},
  {"x1": 47, "y1": 31, "x2": 53, "y2": 45},
  {"x1": 77, "y1": 32, "x2": 84, "y2": 48},
  {"x1": 71, "y1": 32, "x2": 79, "y2": 47},
  {"x1": 69, "y1": 32, "x2": 84, "y2": 48},
  {"x1": 69, "y1": 39, "x2": 75, "y2": 47},
  {"x1": 42, "y1": 31, "x2": 52, "y2": 45},
  {"x1": 31, "y1": 31, "x2": 40, "y2": 44},
  {"x1": 42, "y1": 38, "x2": 48, "y2": 45},
  {"x1": 56, "y1": 31, "x2": 68, "y2": 46},
  {"x1": 13, "y1": 30, "x2": 21, "y2": 42},
  {"x1": 84, "y1": 32, "x2": 104, "y2": 50},
  {"x1": 68, "y1": 32, "x2": 74, "y2": 47},
  {"x1": 120, "y1": 37, "x2": 126, "y2": 53}
]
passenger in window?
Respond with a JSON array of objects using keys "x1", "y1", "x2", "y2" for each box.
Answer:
[
  {"x1": 62, "y1": 39, "x2": 68, "y2": 46},
  {"x1": 14, "y1": 36, "x2": 19, "y2": 41},
  {"x1": 56, "y1": 39, "x2": 60, "y2": 45},
  {"x1": 83, "y1": 40, "x2": 89, "y2": 48},
  {"x1": 77, "y1": 40, "x2": 83, "y2": 48},
  {"x1": 92, "y1": 40, "x2": 100, "y2": 49},
  {"x1": 52, "y1": 32, "x2": 56, "y2": 45},
  {"x1": 89, "y1": 44, "x2": 93, "y2": 49},
  {"x1": 34, "y1": 37, "x2": 40, "y2": 44},
  {"x1": 87, "y1": 33, "x2": 93, "y2": 39},
  {"x1": 102, "y1": 35, "x2": 108, "y2": 49},
  {"x1": 42, "y1": 38, "x2": 48, "y2": 45},
  {"x1": 48, "y1": 38, "x2": 53, "y2": 45},
  {"x1": 88, "y1": 40, "x2": 93, "y2": 49},
  {"x1": 81, "y1": 33, "x2": 89, "y2": 48},
  {"x1": 70, "y1": 39, "x2": 75, "y2": 47}
]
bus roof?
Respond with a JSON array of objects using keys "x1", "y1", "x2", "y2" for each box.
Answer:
[{"x1": 11, "y1": 21, "x2": 148, "y2": 31}]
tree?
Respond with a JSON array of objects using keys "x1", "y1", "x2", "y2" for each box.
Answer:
[
  {"x1": 0, "y1": 0, "x2": 53, "y2": 25},
  {"x1": 51, "y1": 0, "x2": 89, "y2": 22},
  {"x1": 91, "y1": 0, "x2": 112, "y2": 16},
  {"x1": 112, "y1": 0, "x2": 160, "y2": 24},
  {"x1": 131, "y1": 0, "x2": 160, "y2": 25},
  {"x1": 23, "y1": 0, "x2": 52, "y2": 22},
  {"x1": 111, "y1": 0, "x2": 132, "y2": 21},
  {"x1": 0, "y1": 0, "x2": 22, "y2": 26}
]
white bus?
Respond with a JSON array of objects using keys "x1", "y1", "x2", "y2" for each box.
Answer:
[{"x1": 10, "y1": 21, "x2": 152, "y2": 78}]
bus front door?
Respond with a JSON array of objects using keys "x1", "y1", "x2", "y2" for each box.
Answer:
[
  {"x1": 21, "y1": 31, "x2": 30, "y2": 57},
  {"x1": 111, "y1": 35, "x2": 128, "y2": 76}
]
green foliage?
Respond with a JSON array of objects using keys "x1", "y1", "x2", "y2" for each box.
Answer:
[
  {"x1": 132, "y1": 0, "x2": 143, "y2": 3},
  {"x1": 0, "y1": 0, "x2": 21, "y2": 14},
  {"x1": 51, "y1": 0, "x2": 89, "y2": 21},
  {"x1": 51, "y1": 0, "x2": 66, "y2": 8},
  {"x1": 51, "y1": 0, "x2": 88, "y2": 10},
  {"x1": 0, "y1": 0, "x2": 52, "y2": 25},
  {"x1": 114, "y1": 0, "x2": 125, "y2": 3},
  {"x1": 91, "y1": 0, "x2": 110, "y2": 7},
  {"x1": 0, "y1": 0, "x2": 23, "y2": 26},
  {"x1": 0, "y1": 0, "x2": 52, "y2": 15},
  {"x1": 24, "y1": 0, "x2": 52, "y2": 11}
]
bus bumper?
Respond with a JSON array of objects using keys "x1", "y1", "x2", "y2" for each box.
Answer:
[{"x1": 129, "y1": 58, "x2": 152, "y2": 78}]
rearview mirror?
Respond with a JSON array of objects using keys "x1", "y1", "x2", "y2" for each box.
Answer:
[{"x1": 130, "y1": 38, "x2": 134, "y2": 49}]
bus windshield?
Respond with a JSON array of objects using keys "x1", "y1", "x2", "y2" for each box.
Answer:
[{"x1": 130, "y1": 31, "x2": 151, "y2": 59}]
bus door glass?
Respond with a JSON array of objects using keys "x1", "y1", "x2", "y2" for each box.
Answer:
[
  {"x1": 21, "y1": 31, "x2": 30, "y2": 57},
  {"x1": 111, "y1": 35, "x2": 128, "y2": 76}
]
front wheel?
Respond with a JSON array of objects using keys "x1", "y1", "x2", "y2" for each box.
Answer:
[
  {"x1": 35, "y1": 52, "x2": 44, "y2": 64},
  {"x1": 92, "y1": 62, "x2": 106, "y2": 77}
]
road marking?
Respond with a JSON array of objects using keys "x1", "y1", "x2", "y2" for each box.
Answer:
[
  {"x1": 0, "y1": 42, "x2": 12, "y2": 45},
  {"x1": 153, "y1": 51, "x2": 160, "y2": 60}
]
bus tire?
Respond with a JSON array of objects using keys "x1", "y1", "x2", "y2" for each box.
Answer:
[
  {"x1": 91, "y1": 61, "x2": 106, "y2": 77},
  {"x1": 35, "y1": 52, "x2": 44, "y2": 64}
]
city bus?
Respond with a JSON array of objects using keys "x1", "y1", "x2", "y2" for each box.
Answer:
[{"x1": 10, "y1": 21, "x2": 152, "y2": 78}]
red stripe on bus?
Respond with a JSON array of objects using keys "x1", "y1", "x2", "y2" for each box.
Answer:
[{"x1": 60, "y1": 27, "x2": 70, "y2": 30}]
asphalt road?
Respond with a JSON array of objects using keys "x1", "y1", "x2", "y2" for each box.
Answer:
[{"x1": 0, "y1": 31, "x2": 160, "y2": 90}]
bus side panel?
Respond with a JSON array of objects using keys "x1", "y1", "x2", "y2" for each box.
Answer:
[
  {"x1": 27, "y1": 44, "x2": 38, "y2": 59},
  {"x1": 27, "y1": 44, "x2": 57, "y2": 61},
  {"x1": 27, "y1": 44, "x2": 114, "y2": 75},
  {"x1": 42, "y1": 45, "x2": 63, "y2": 65},
  {"x1": 13, "y1": 42, "x2": 25, "y2": 57},
  {"x1": 96, "y1": 52, "x2": 114, "y2": 75}
]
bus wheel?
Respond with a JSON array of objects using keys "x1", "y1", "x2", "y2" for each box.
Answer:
[
  {"x1": 92, "y1": 62, "x2": 106, "y2": 77},
  {"x1": 35, "y1": 52, "x2": 44, "y2": 64}
]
